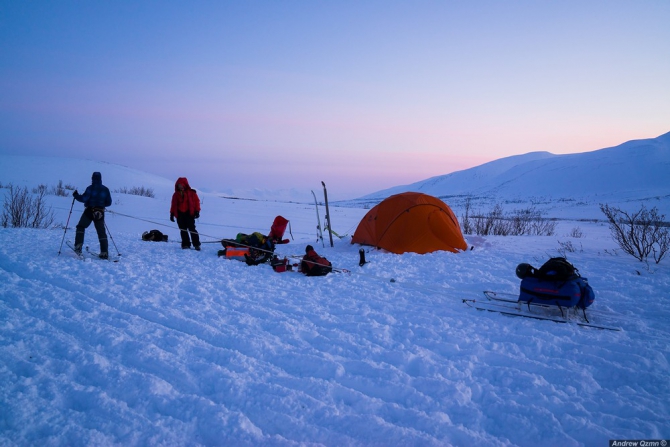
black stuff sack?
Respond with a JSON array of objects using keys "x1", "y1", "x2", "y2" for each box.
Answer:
[{"x1": 142, "y1": 229, "x2": 168, "y2": 242}]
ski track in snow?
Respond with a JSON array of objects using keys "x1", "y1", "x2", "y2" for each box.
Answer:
[{"x1": 1, "y1": 194, "x2": 669, "y2": 446}]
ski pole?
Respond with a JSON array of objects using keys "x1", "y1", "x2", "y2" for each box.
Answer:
[
  {"x1": 58, "y1": 196, "x2": 76, "y2": 256},
  {"x1": 104, "y1": 221, "x2": 121, "y2": 256},
  {"x1": 321, "y1": 181, "x2": 334, "y2": 247}
]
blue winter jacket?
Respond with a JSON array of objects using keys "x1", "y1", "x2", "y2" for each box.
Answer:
[{"x1": 75, "y1": 172, "x2": 112, "y2": 208}]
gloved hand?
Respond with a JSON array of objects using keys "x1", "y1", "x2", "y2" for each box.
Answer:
[
  {"x1": 72, "y1": 190, "x2": 79, "y2": 198},
  {"x1": 170, "y1": 214, "x2": 175, "y2": 222},
  {"x1": 194, "y1": 211, "x2": 200, "y2": 219}
]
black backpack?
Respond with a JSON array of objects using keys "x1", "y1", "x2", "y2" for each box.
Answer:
[
  {"x1": 516, "y1": 257, "x2": 578, "y2": 281},
  {"x1": 142, "y1": 229, "x2": 168, "y2": 242},
  {"x1": 536, "y1": 257, "x2": 578, "y2": 281}
]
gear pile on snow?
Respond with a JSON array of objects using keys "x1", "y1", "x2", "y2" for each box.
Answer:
[{"x1": 516, "y1": 257, "x2": 595, "y2": 309}]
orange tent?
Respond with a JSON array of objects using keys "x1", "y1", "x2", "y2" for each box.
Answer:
[{"x1": 351, "y1": 192, "x2": 467, "y2": 254}]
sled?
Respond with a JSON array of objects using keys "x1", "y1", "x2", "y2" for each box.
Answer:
[{"x1": 462, "y1": 291, "x2": 621, "y2": 331}]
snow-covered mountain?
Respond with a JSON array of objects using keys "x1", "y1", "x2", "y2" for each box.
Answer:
[{"x1": 358, "y1": 131, "x2": 670, "y2": 219}]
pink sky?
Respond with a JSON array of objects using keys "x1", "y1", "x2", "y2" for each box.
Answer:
[{"x1": 1, "y1": 1, "x2": 669, "y2": 199}]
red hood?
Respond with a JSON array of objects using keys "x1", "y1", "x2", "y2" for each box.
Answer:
[{"x1": 175, "y1": 177, "x2": 191, "y2": 191}]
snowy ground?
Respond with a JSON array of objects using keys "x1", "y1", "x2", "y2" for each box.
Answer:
[{"x1": 1, "y1": 181, "x2": 669, "y2": 446}]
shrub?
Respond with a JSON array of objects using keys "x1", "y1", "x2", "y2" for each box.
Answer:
[
  {"x1": 1, "y1": 184, "x2": 55, "y2": 229},
  {"x1": 567, "y1": 227, "x2": 583, "y2": 238},
  {"x1": 600, "y1": 203, "x2": 670, "y2": 264},
  {"x1": 461, "y1": 201, "x2": 556, "y2": 236},
  {"x1": 114, "y1": 186, "x2": 155, "y2": 198},
  {"x1": 51, "y1": 180, "x2": 76, "y2": 197},
  {"x1": 557, "y1": 240, "x2": 582, "y2": 257},
  {"x1": 460, "y1": 198, "x2": 474, "y2": 235}
]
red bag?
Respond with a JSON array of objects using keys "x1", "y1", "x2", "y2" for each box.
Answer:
[
  {"x1": 268, "y1": 215, "x2": 291, "y2": 244},
  {"x1": 271, "y1": 255, "x2": 291, "y2": 272}
]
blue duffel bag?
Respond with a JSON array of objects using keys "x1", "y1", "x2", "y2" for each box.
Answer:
[{"x1": 517, "y1": 257, "x2": 595, "y2": 309}]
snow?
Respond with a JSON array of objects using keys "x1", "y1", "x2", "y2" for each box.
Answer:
[{"x1": 1, "y1": 155, "x2": 669, "y2": 446}]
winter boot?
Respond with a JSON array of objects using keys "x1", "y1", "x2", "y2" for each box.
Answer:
[{"x1": 99, "y1": 252, "x2": 109, "y2": 260}]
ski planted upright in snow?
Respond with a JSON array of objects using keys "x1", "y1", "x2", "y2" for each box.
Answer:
[
  {"x1": 311, "y1": 190, "x2": 324, "y2": 247},
  {"x1": 321, "y1": 181, "x2": 334, "y2": 247}
]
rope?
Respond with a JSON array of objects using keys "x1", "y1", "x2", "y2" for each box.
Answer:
[
  {"x1": 102, "y1": 210, "x2": 354, "y2": 275},
  {"x1": 84, "y1": 208, "x2": 464, "y2": 297},
  {"x1": 106, "y1": 210, "x2": 223, "y2": 242}
]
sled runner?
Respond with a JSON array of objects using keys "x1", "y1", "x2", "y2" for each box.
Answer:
[{"x1": 462, "y1": 291, "x2": 620, "y2": 331}]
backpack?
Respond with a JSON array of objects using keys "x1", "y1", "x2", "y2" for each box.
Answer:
[
  {"x1": 536, "y1": 257, "x2": 578, "y2": 281},
  {"x1": 302, "y1": 254, "x2": 332, "y2": 276},
  {"x1": 516, "y1": 257, "x2": 578, "y2": 281},
  {"x1": 142, "y1": 229, "x2": 168, "y2": 242},
  {"x1": 268, "y1": 215, "x2": 291, "y2": 244}
]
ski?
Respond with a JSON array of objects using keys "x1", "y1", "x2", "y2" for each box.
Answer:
[
  {"x1": 65, "y1": 241, "x2": 84, "y2": 260},
  {"x1": 321, "y1": 181, "x2": 334, "y2": 247},
  {"x1": 311, "y1": 190, "x2": 324, "y2": 247},
  {"x1": 85, "y1": 246, "x2": 120, "y2": 262},
  {"x1": 464, "y1": 294, "x2": 621, "y2": 331}
]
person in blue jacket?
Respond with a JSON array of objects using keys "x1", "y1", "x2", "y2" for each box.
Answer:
[{"x1": 73, "y1": 172, "x2": 112, "y2": 259}]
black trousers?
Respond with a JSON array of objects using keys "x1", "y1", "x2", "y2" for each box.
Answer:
[
  {"x1": 177, "y1": 212, "x2": 200, "y2": 248},
  {"x1": 75, "y1": 208, "x2": 108, "y2": 253}
]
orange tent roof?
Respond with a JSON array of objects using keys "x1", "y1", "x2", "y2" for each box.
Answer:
[{"x1": 351, "y1": 192, "x2": 467, "y2": 254}]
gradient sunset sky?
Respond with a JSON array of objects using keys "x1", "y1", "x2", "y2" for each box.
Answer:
[{"x1": 1, "y1": 1, "x2": 669, "y2": 199}]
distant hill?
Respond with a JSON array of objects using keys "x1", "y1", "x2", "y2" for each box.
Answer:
[
  {"x1": 0, "y1": 155, "x2": 319, "y2": 204},
  {"x1": 0, "y1": 155, "x2": 177, "y2": 200},
  {"x1": 2, "y1": 131, "x2": 669, "y2": 220},
  {"x1": 353, "y1": 131, "x2": 670, "y2": 219}
]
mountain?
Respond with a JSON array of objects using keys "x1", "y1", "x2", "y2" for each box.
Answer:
[{"x1": 357, "y1": 131, "x2": 670, "y2": 218}]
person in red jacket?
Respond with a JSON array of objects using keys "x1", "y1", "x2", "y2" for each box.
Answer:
[
  {"x1": 300, "y1": 245, "x2": 332, "y2": 276},
  {"x1": 170, "y1": 177, "x2": 201, "y2": 250}
]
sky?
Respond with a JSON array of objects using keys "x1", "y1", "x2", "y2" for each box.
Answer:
[{"x1": 1, "y1": 1, "x2": 670, "y2": 199}]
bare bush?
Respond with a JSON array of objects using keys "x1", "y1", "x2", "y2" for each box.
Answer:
[
  {"x1": 114, "y1": 186, "x2": 155, "y2": 198},
  {"x1": 2, "y1": 184, "x2": 55, "y2": 228},
  {"x1": 557, "y1": 240, "x2": 582, "y2": 257},
  {"x1": 32, "y1": 184, "x2": 48, "y2": 194},
  {"x1": 567, "y1": 227, "x2": 583, "y2": 238},
  {"x1": 600, "y1": 203, "x2": 670, "y2": 264},
  {"x1": 51, "y1": 179, "x2": 76, "y2": 197},
  {"x1": 460, "y1": 198, "x2": 474, "y2": 235},
  {"x1": 461, "y1": 202, "x2": 556, "y2": 236}
]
